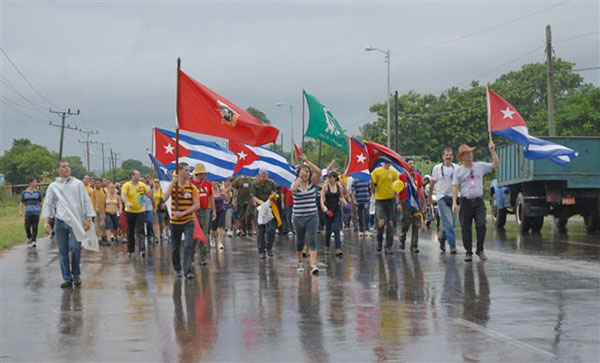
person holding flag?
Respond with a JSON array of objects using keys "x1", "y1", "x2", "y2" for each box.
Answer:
[
  {"x1": 251, "y1": 169, "x2": 279, "y2": 259},
  {"x1": 397, "y1": 158, "x2": 425, "y2": 253},
  {"x1": 452, "y1": 141, "x2": 499, "y2": 262},
  {"x1": 163, "y1": 162, "x2": 200, "y2": 279},
  {"x1": 371, "y1": 158, "x2": 399, "y2": 254},
  {"x1": 190, "y1": 163, "x2": 215, "y2": 265}
]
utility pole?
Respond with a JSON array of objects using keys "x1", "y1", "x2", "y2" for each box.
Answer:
[
  {"x1": 78, "y1": 129, "x2": 99, "y2": 173},
  {"x1": 98, "y1": 142, "x2": 109, "y2": 177},
  {"x1": 394, "y1": 91, "x2": 399, "y2": 152},
  {"x1": 545, "y1": 24, "x2": 556, "y2": 136},
  {"x1": 49, "y1": 108, "x2": 80, "y2": 159}
]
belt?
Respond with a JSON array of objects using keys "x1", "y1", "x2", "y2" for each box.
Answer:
[{"x1": 460, "y1": 196, "x2": 483, "y2": 201}]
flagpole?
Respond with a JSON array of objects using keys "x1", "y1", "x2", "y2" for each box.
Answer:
[
  {"x1": 486, "y1": 85, "x2": 493, "y2": 143},
  {"x1": 301, "y1": 89, "x2": 305, "y2": 151},
  {"x1": 175, "y1": 57, "x2": 181, "y2": 209}
]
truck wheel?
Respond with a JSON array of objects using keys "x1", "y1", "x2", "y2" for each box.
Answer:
[
  {"x1": 491, "y1": 195, "x2": 507, "y2": 228},
  {"x1": 553, "y1": 216, "x2": 568, "y2": 233},
  {"x1": 515, "y1": 193, "x2": 531, "y2": 232},
  {"x1": 529, "y1": 217, "x2": 544, "y2": 233}
]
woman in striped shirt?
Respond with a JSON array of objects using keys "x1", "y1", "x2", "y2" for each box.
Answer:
[{"x1": 290, "y1": 157, "x2": 322, "y2": 275}]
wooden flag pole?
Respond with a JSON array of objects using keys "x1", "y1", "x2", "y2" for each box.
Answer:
[
  {"x1": 486, "y1": 85, "x2": 493, "y2": 143},
  {"x1": 301, "y1": 89, "x2": 305, "y2": 151},
  {"x1": 175, "y1": 57, "x2": 181, "y2": 209}
]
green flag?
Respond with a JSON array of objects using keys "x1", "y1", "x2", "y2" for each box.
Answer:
[{"x1": 304, "y1": 90, "x2": 348, "y2": 151}]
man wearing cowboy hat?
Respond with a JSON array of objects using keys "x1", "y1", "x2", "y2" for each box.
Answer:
[
  {"x1": 452, "y1": 141, "x2": 499, "y2": 262},
  {"x1": 190, "y1": 163, "x2": 216, "y2": 265}
]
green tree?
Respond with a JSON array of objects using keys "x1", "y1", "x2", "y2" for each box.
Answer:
[
  {"x1": 246, "y1": 106, "x2": 271, "y2": 125},
  {"x1": 120, "y1": 159, "x2": 152, "y2": 176},
  {"x1": 0, "y1": 139, "x2": 55, "y2": 184}
]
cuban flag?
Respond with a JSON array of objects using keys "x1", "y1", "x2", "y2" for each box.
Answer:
[
  {"x1": 344, "y1": 137, "x2": 370, "y2": 182},
  {"x1": 229, "y1": 141, "x2": 296, "y2": 188},
  {"x1": 364, "y1": 141, "x2": 420, "y2": 210},
  {"x1": 487, "y1": 88, "x2": 578, "y2": 165},
  {"x1": 154, "y1": 128, "x2": 236, "y2": 181}
]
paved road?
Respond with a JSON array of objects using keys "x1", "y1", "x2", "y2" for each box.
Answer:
[{"x1": 2, "y1": 221, "x2": 599, "y2": 362}]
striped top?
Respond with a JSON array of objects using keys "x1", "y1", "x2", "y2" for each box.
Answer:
[
  {"x1": 352, "y1": 179, "x2": 370, "y2": 204},
  {"x1": 292, "y1": 182, "x2": 318, "y2": 217},
  {"x1": 170, "y1": 182, "x2": 199, "y2": 225}
]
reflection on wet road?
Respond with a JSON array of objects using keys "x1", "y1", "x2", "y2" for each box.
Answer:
[{"x1": 1, "y1": 222, "x2": 599, "y2": 362}]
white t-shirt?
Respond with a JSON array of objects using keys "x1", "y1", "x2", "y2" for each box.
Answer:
[
  {"x1": 431, "y1": 163, "x2": 459, "y2": 200},
  {"x1": 452, "y1": 162, "x2": 493, "y2": 199}
]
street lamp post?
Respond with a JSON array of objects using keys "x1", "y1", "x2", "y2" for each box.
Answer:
[
  {"x1": 365, "y1": 46, "x2": 391, "y2": 148},
  {"x1": 277, "y1": 103, "x2": 293, "y2": 152}
]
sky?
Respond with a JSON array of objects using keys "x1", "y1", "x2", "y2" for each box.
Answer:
[{"x1": 1, "y1": 0, "x2": 598, "y2": 172}]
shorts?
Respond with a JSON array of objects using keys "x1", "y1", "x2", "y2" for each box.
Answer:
[
  {"x1": 157, "y1": 210, "x2": 165, "y2": 223},
  {"x1": 211, "y1": 210, "x2": 226, "y2": 231},
  {"x1": 106, "y1": 213, "x2": 119, "y2": 230}
]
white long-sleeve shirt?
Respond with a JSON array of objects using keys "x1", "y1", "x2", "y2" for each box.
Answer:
[{"x1": 41, "y1": 176, "x2": 95, "y2": 242}]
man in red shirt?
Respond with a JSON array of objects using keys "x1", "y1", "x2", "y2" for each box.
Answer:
[
  {"x1": 280, "y1": 186, "x2": 294, "y2": 236},
  {"x1": 190, "y1": 163, "x2": 216, "y2": 265},
  {"x1": 397, "y1": 158, "x2": 425, "y2": 253}
]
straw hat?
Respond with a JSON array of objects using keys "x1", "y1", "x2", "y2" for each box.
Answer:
[
  {"x1": 457, "y1": 144, "x2": 476, "y2": 162},
  {"x1": 193, "y1": 163, "x2": 207, "y2": 174}
]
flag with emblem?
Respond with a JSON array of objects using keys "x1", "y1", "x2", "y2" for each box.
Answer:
[
  {"x1": 487, "y1": 87, "x2": 577, "y2": 165},
  {"x1": 303, "y1": 90, "x2": 348, "y2": 151},
  {"x1": 229, "y1": 141, "x2": 296, "y2": 188},
  {"x1": 177, "y1": 70, "x2": 279, "y2": 146},
  {"x1": 156, "y1": 128, "x2": 236, "y2": 181},
  {"x1": 344, "y1": 137, "x2": 370, "y2": 182}
]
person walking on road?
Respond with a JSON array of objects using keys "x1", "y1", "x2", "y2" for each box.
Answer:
[
  {"x1": 164, "y1": 163, "x2": 199, "y2": 279},
  {"x1": 290, "y1": 158, "x2": 322, "y2": 274},
  {"x1": 429, "y1": 148, "x2": 460, "y2": 254},
  {"x1": 320, "y1": 170, "x2": 347, "y2": 257},
  {"x1": 20, "y1": 178, "x2": 43, "y2": 247},
  {"x1": 233, "y1": 175, "x2": 254, "y2": 237},
  {"x1": 190, "y1": 163, "x2": 215, "y2": 265},
  {"x1": 452, "y1": 142, "x2": 499, "y2": 262},
  {"x1": 41, "y1": 160, "x2": 95, "y2": 289},
  {"x1": 371, "y1": 158, "x2": 399, "y2": 254},
  {"x1": 104, "y1": 182, "x2": 122, "y2": 244},
  {"x1": 352, "y1": 178, "x2": 371, "y2": 237},
  {"x1": 397, "y1": 158, "x2": 426, "y2": 253},
  {"x1": 251, "y1": 169, "x2": 278, "y2": 259},
  {"x1": 92, "y1": 179, "x2": 107, "y2": 244},
  {"x1": 121, "y1": 170, "x2": 151, "y2": 258}
]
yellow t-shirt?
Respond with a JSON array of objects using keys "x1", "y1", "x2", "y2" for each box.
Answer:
[
  {"x1": 153, "y1": 188, "x2": 164, "y2": 211},
  {"x1": 122, "y1": 181, "x2": 149, "y2": 213},
  {"x1": 92, "y1": 188, "x2": 106, "y2": 213},
  {"x1": 85, "y1": 185, "x2": 94, "y2": 200},
  {"x1": 371, "y1": 167, "x2": 398, "y2": 200}
]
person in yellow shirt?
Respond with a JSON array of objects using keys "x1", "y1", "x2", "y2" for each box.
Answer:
[
  {"x1": 121, "y1": 170, "x2": 152, "y2": 258},
  {"x1": 371, "y1": 158, "x2": 399, "y2": 254},
  {"x1": 152, "y1": 179, "x2": 167, "y2": 243},
  {"x1": 92, "y1": 179, "x2": 107, "y2": 243},
  {"x1": 83, "y1": 175, "x2": 94, "y2": 200}
]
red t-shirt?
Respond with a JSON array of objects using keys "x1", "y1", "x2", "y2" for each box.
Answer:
[
  {"x1": 397, "y1": 171, "x2": 423, "y2": 201},
  {"x1": 281, "y1": 187, "x2": 294, "y2": 206},
  {"x1": 190, "y1": 179, "x2": 213, "y2": 209}
]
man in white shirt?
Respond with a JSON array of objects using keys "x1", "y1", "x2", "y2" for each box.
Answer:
[
  {"x1": 452, "y1": 142, "x2": 499, "y2": 262},
  {"x1": 429, "y1": 148, "x2": 460, "y2": 254},
  {"x1": 42, "y1": 160, "x2": 95, "y2": 288}
]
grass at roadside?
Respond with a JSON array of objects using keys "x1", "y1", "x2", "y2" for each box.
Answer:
[{"x1": 0, "y1": 197, "x2": 46, "y2": 249}]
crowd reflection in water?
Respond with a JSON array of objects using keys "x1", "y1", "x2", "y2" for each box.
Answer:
[{"x1": 297, "y1": 274, "x2": 328, "y2": 363}]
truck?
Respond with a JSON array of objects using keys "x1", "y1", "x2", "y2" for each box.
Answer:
[{"x1": 490, "y1": 137, "x2": 600, "y2": 233}]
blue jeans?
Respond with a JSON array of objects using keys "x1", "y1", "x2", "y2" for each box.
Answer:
[
  {"x1": 171, "y1": 221, "x2": 194, "y2": 274},
  {"x1": 324, "y1": 210, "x2": 342, "y2": 248},
  {"x1": 285, "y1": 206, "x2": 294, "y2": 233},
  {"x1": 54, "y1": 218, "x2": 82, "y2": 283},
  {"x1": 356, "y1": 202, "x2": 370, "y2": 232},
  {"x1": 438, "y1": 197, "x2": 457, "y2": 249},
  {"x1": 257, "y1": 219, "x2": 276, "y2": 253},
  {"x1": 376, "y1": 199, "x2": 395, "y2": 249},
  {"x1": 144, "y1": 210, "x2": 154, "y2": 238},
  {"x1": 293, "y1": 213, "x2": 318, "y2": 251}
]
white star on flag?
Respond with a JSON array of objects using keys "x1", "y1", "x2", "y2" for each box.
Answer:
[
  {"x1": 164, "y1": 143, "x2": 174, "y2": 154},
  {"x1": 238, "y1": 151, "x2": 247, "y2": 160},
  {"x1": 356, "y1": 153, "x2": 366, "y2": 164},
  {"x1": 501, "y1": 107, "x2": 515, "y2": 119}
]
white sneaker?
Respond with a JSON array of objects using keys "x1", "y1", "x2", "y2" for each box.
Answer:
[
  {"x1": 218, "y1": 242, "x2": 224, "y2": 250},
  {"x1": 288, "y1": 231, "x2": 294, "y2": 237},
  {"x1": 311, "y1": 265, "x2": 319, "y2": 275},
  {"x1": 210, "y1": 240, "x2": 216, "y2": 248},
  {"x1": 297, "y1": 262, "x2": 304, "y2": 272},
  {"x1": 31, "y1": 241, "x2": 37, "y2": 248},
  {"x1": 226, "y1": 231, "x2": 233, "y2": 237},
  {"x1": 358, "y1": 232, "x2": 364, "y2": 237}
]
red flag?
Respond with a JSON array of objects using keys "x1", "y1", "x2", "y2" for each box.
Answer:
[
  {"x1": 486, "y1": 87, "x2": 527, "y2": 132},
  {"x1": 344, "y1": 137, "x2": 370, "y2": 180},
  {"x1": 177, "y1": 70, "x2": 279, "y2": 146},
  {"x1": 293, "y1": 142, "x2": 304, "y2": 161},
  {"x1": 154, "y1": 128, "x2": 191, "y2": 165},
  {"x1": 364, "y1": 141, "x2": 411, "y2": 172},
  {"x1": 193, "y1": 214, "x2": 207, "y2": 245},
  {"x1": 228, "y1": 140, "x2": 259, "y2": 173}
]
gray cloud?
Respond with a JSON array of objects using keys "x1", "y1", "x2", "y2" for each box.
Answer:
[{"x1": 2, "y1": 1, "x2": 598, "y2": 171}]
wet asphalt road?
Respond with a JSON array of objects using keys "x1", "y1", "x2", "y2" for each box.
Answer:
[{"x1": 1, "y1": 220, "x2": 599, "y2": 362}]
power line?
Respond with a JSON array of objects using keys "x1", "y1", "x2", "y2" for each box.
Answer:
[
  {"x1": 1, "y1": 102, "x2": 49, "y2": 125},
  {"x1": 554, "y1": 31, "x2": 600, "y2": 44},
  {"x1": 0, "y1": 76, "x2": 47, "y2": 111},
  {"x1": 392, "y1": 1, "x2": 569, "y2": 57},
  {"x1": 0, "y1": 94, "x2": 42, "y2": 111},
  {"x1": 0, "y1": 46, "x2": 59, "y2": 108}
]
